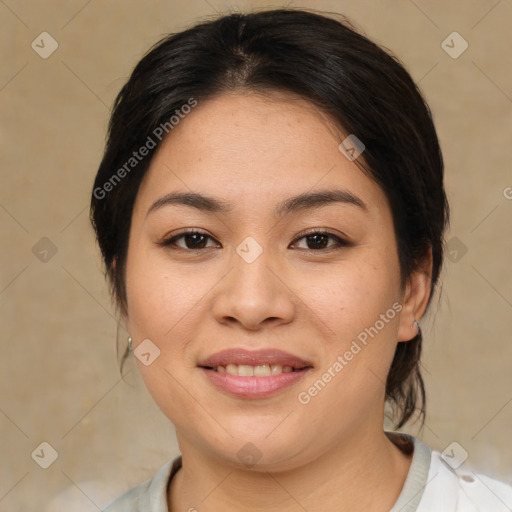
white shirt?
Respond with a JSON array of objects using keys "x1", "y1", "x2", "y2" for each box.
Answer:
[{"x1": 102, "y1": 434, "x2": 512, "y2": 511}]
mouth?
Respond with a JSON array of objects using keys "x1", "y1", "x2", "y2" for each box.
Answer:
[
  {"x1": 202, "y1": 363, "x2": 308, "y2": 376},
  {"x1": 198, "y1": 347, "x2": 313, "y2": 375},
  {"x1": 198, "y1": 348, "x2": 313, "y2": 398}
]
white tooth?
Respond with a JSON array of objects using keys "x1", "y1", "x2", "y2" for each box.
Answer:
[
  {"x1": 254, "y1": 364, "x2": 271, "y2": 377},
  {"x1": 226, "y1": 364, "x2": 238, "y2": 375},
  {"x1": 238, "y1": 364, "x2": 254, "y2": 377},
  {"x1": 271, "y1": 364, "x2": 283, "y2": 375},
  {"x1": 219, "y1": 363, "x2": 290, "y2": 376}
]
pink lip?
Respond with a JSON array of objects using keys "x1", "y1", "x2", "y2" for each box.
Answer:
[
  {"x1": 200, "y1": 367, "x2": 312, "y2": 399},
  {"x1": 198, "y1": 348, "x2": 313, "y2": 399},
  {"x1": 198, "y1": 348, "x2": 312, "y2": 369}
]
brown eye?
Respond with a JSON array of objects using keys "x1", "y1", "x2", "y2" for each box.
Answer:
[
  {"x1": 159, "y1": 230, "x2": 219, "y2": 250},
  {"x1": 292, "y1": 230, "x2": 351, "y2": 251},
  {"x1": 303, "y1": 233, "x2": 331, "y2": 250},
  {"x1": 178, "y1": 233, "x2": 210, "y2": 249},
  {"x1": 159, "y1": 229, "x2": 351, "y2": 252}
]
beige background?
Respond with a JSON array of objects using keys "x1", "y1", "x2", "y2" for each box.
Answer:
[{"x1": 1, "y1": 0, "x2": 511, "y2": 510}]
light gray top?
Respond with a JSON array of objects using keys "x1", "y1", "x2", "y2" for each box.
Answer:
[
  {"x1": 388, "y1": 432, "x2": 431, "y2": 512},
  {"x1": 102, "y1": 433, "x2": 512, "y2": 511}
]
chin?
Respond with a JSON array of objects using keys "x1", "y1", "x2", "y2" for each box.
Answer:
[{"x1": 195, "y1": 424, "x2": 315, "y2": 472}]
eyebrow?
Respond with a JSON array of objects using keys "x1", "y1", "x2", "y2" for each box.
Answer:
[{"x1": 146, "y1": 188, "x2": 367, "y2": 218}]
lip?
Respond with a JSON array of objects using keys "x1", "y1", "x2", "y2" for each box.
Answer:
[
  {"x1": 198, "y1": 348, "x2": 313, "y2": 399},
  {"x1": 198, "y1": 348, "x2": 313, "y2": 369},
  {"x1": 200, "y1": 367, "x2": 312, "y2": 399}
]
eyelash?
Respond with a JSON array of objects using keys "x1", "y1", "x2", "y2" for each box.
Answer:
[{"x1": 158, "y1": 228, "x2": 352, "y2": 253}]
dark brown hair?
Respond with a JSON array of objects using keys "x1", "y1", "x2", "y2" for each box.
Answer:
[{"x1": 90, "y1": 8, "x2": 450, "y2": 428}]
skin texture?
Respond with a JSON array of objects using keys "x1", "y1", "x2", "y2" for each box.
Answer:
[{"x1": 122, "y1": 91, "x2": 432, "y2": 511}]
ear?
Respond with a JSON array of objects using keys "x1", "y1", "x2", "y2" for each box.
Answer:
[
  {"x1": 111, "y1": 257, "x2": 130, "y2": 329},
  {"x1": 397, "y1": 246, "x2": 433, "y2": 342}
]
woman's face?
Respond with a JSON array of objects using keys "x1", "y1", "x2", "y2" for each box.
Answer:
[{"x1": 124, "y1": 91, "x2": 423, "y2": 470}]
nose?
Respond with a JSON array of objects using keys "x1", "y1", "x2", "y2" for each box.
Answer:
[{"x1": 212, "y1": 245, "x2": 296, "y2": 331}]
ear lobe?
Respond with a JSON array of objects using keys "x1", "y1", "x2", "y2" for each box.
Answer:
[{"x1": 397, "y1": 247, "x2": 433, "y2": 342}]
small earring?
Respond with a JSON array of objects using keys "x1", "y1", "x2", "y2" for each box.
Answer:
[
  {"x1": 414, "y1": 319, "x2": 421, "y2": 335},
  {"x1": 127, "y1": 337, "x2": 133, "y2": 351}
]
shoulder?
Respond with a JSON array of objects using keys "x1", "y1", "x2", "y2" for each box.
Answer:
[
  {"x1": 102, "y1": 457, "x2": 180, "y2": 512},
  {"x1": 418, "y1": 447, "x2": 512, "y2": 512},
  {"x1": 102, "y1": 478, "x2": 151, "y2": 512}
]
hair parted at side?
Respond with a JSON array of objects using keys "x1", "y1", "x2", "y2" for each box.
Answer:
[{"x1": 90, "y1": 8, "x2": 450, "y2": 429}]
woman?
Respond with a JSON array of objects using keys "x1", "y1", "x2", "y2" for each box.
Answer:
[{"x1": 90, "y1": 8, "x2": 512, "y2": 512}]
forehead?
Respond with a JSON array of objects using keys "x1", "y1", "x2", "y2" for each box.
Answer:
[{"x1": 133, "y1": 92, "x2": 389, "y2": 220}]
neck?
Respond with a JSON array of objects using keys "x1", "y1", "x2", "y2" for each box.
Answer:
[{"x1": 169, "y1": 429, "x2": 413, "y2": 512}]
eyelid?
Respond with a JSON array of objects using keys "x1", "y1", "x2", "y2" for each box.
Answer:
[
  {"x1": 158, "y1": 228, "x2": 219, "y2": 248},
  {"x1": 292, "y1": 227, "x2": 351, "y2": 243},
  {"x1": 289, "y1": 228, "x2": 352, "y2": 251},
  {"x1": 158, "y1": 227, "x2": 353, "y2": 253}
]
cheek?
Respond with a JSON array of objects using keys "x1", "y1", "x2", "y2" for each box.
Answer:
[
  {"x1": 299, "y1": 257, "x2": 401, "y2": 340},
  {"x1": 297, "y1": 257, "x2": 401, "y2": 396},
  {"x1": 125, "y1": 245, "x2": 205, "y2": 339},
  {"x1": 125, "y1": 249, "x2": 206, "y2": 422}
]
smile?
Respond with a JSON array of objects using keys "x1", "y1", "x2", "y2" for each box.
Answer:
[
  {"x1": 207, "y1": 363, "x2": 301, "y2": 376},
  {"x1": 198, "y1": 347, "x2": 313, "y2": 398}
]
